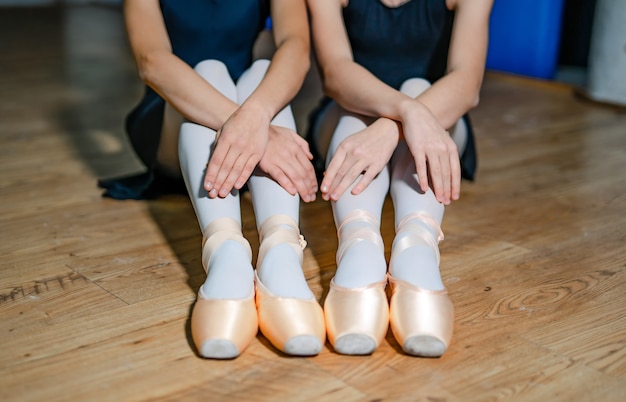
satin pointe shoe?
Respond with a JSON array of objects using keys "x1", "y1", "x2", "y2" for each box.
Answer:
[
  {"x1": 324, "y1": 210, "x2": 389, "y2": 355},
  {"x1": 324, "y1": 279, "x2": 389, "y2": 355},
  {"x1": 388, "y1": 276, "x2": 453, "y2": 357},
  {"x1": 255, "y1": 215, "x2": 325, "y2": 356},
  {"x1": 191, "y1": 218, "x2": 258, "y2": 359},
  {"x1": 388, "y1": 212, "x2": 454, "y2": 357}
]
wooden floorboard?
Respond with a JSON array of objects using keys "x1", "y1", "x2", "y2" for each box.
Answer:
[{"x1": 1, "y1": 4, "x2": 625, "y2": 402}]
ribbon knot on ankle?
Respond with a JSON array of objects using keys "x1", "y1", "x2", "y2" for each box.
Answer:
[{"x1": 298, "y1": 234, "x2": 307, "y2": 250}]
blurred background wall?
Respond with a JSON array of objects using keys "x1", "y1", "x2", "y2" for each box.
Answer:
[{"x1": 3, "y1": 0, "x2": 624, "y2": 106}]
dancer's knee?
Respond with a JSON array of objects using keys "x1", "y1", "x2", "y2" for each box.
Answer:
[
  {"x1": 194, "y1": 59, "x2": 237, "y2": 102},
  {"x1": 240, "y1": 59, "x2": 271, "y2": 85},
  {"x1": 236, "y1": 59, "x2": 270, "y2": 103},
  {"x1": 399, "y1": 78, "x2": 431, "y2": 98},
  {"x1": 194, "y1": 59, "x2": 229, "y2": 80},
  {"x1": 249, "y1": 58, "x2": 271, "y2": 74}
]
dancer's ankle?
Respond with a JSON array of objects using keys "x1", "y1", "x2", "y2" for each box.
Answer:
[
  {"x1": 334, "y1": 241, "x2": 386, "y2": 288},
  {"x1": 334, "y1": 212, "x2": 387, "y2": 288},
  {"x1": 257, "y1": 243, "x2": 314, "y2": 299},
  {"x1": 256, "y1": 216, "x2": 313, "y2": 299},
  {"x1": 200, "y1": 240, "x2": 254, "y2": 299},
  {"x1": 389, "y1": 213, "x2": 445, "y2": 291}
]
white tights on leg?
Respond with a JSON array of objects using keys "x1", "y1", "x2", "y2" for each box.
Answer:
[
  {"x1": 387, "y1": 78, "x2": 453, "y2": 291},
  {"x1": 179, "y1": 119, "x2": 255, "y2": 300},
  {"x1": 389, "y1": 142, "x2": 445, "y2": 290},
  {"x1": 237, "y1": 60, "x2": 313, "y2": 300},
  {"x1": 327, "y1": 113, "x2": 389, "y2": 289},
  {"x1": 179, "y1": 59, "x2": 312, "y2": 301}
]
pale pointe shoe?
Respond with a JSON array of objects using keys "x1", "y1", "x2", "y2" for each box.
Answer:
[
  {"x1": 388, "y1": 212, "x2": 454, "y2": 357},
  {"x1": 324, "y1": 210, "x2": 389, "y2": 355},
  {"x1": 324, "y1": 279, "x2": 389, "y2": 355},
  {"x1": 191, "y1": 218, "x2": 258, "y2": 359},
  {"x1": 255, "y1": 215, "x2": 325, "y2": 356},
  {"x1": 388, "y1": 276, "x2": 453, "y2": 357},
  {"x1": 191, "y1": 292, "x2": 258, "y2": 359}
]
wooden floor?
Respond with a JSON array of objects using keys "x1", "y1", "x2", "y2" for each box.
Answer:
[{"x1": 1, "y1": 5, "x2": 625, "y2": 402}]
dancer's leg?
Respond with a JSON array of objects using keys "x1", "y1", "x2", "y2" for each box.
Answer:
[
  {"x1": 317, "y1": 110, "x2": 390, "y2": 355},
  {"x1": 179, "y1": 60, "x2": 254, "y2": 300},
  {"x1": 237, "y1": 59, "x2": 314, "y2": 300},
  {"x1": 326, "y1": 112, "x2": 389, "y2": 288},
  {"x1": 180, "y1": 60, "x2": 258, "y2": 359},
  {"x1": 386, "y1": 78, "x2": 457, "y2": 357},
  {"x1": 236, "y1": 60, "x2": 325, "y2": 356},
  {"x1": 389, "y1": 141, "x2": 445, "y2": 290},
  {"x1": 389, "y1": 78, "x2": 447, "y2": 290}
]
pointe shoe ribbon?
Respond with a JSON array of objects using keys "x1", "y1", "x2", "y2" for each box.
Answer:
[
  {"x1": 336, "y1": 209, "x2": 385, "y2": 263},
  {"x1": 201, "y1": 217, "x2": 253, "y2": 273},
  {"x1": 392, "y1": 211, "x2": 444, "y2": 265},
  {"x1": 256, "y1": 214, "x2": 307, "y2": 266}
]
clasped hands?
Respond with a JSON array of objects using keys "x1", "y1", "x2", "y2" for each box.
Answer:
[
  {"x1": 320, "y1": 103, "x2": 461, "y2": 205},
  {"x1": 203, "y1": 108, "x2": 318, "y2": 202},
  {"x1": 204, "y1": 103, "x2": 460, "y2": 205}
]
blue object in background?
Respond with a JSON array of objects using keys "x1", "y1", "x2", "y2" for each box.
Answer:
[{"x1": 486, "y1": 0, "x2": 566, "y2": 80}]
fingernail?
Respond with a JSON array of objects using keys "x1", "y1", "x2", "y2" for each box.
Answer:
[
  {"x1": 205, "y1": 181, "x2": 212, "y2": 190},
  {"x1": 321, "y1": 185, "x2": 327, "y2": 192}
]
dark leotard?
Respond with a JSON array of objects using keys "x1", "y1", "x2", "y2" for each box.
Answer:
[
  {"x1": 344, "y1": 0, "x2": 454, "y2": 90},
  {"x1": 99, "y1": 0, "x2": 270, "y2": 199},
  {"x1": 309, "y1": 0, "x2": 476, "y2": 180}
]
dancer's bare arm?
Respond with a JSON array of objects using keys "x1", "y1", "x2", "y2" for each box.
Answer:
[
  {"x1": 204, "y1": 0, "x2": 315, "y2": 200},
  {"x1": 308, "y1": 0, "x2": 492, "y2": 204},
  {"x1": 124, "y1": 0, "x2": 238, "y2": 130}
]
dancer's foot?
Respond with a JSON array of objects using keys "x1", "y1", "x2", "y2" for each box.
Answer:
[
  {"x1": 388, "y1": 212, "x2": 453, "y2": 357},
  {"x1": 255, "y1": 215, "x2": 325, "y2": 356},
  {"x1": 324, "y1": 279, "x2": 389, "y2": 355},
  {"x1": 324, "y1": 210, "x2": 389, "y2": 355},
  {"x1": 191, "y1": 218, "x2": 257, "y2": 359},
  {"x1": 388, "y1": 275, "x2": 453, "y2": 357}
]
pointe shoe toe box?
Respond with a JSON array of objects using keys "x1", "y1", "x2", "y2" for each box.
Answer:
[
  {"x1": 333, "y1": 333, "x2": 378, "y2": 355},
  {"x1": 283, "y1": 335, "x2": 324, "y2": 356},
  {"x1": 198, "y1": 339, "x2": 240, "y2": 360},
  {"x1": 389, "y1": 277, "x2": 454, "y2": 357},
  {"x1": 324, "y1": 280, "x2": 389, "y2": 355},
  {"x1": 403, "y1": 335, "x2": 447, "y2": 357},
  {"x1": 191, "y1": 296, "x2": 258, "y2": 359},
  {"x1": 256, "y1": 277, "x2": 326, "y2": 356}
]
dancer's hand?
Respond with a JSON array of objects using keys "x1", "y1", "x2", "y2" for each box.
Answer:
[
  {"x1": 402, "y1": 101, "x2": 460, "y2": 205},
  {"x1": 258, "y1": 125, "x2": 318, "y2": 202},
  {"x1": 204, "y1": 106, "x2": 269, "y2": 198},
  {"x1": 321, "y1": 121, "x2": 399, "y2": 201}
]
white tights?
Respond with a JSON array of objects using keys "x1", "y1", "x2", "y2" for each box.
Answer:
[
  {"x1": 177, "y1": 59, "x2": 313, "y2": 300},
  {"x1": 315, "y1": 78, "x2": 467, "y2": 291}
]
